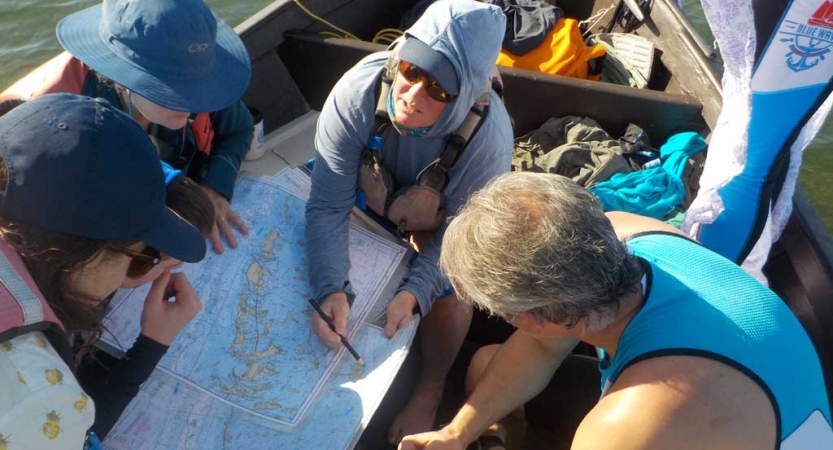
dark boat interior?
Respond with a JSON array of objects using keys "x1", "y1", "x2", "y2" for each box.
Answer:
[{"x1": 233, "y1": 0, "x2": 833, "y2": 447}]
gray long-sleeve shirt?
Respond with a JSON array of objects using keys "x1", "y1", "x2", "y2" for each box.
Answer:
[{"x1": 305, "y1": 1, "x2": 512, "y2": 314}]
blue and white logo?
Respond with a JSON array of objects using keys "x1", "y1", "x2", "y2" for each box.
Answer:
[{"x1": 779, "y1": 1, "x2": 833, "y2": 72}]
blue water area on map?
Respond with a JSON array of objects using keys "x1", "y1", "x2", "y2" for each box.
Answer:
[
  {"x1": 104, "y1": 318, "x2": 415, "y2": 450},
  {"x1": 103, "y1": 177, "x2": 414, "y2": 449},
  {"x1": 160, "y1": 179, "x2": 333, "y2": 423}
]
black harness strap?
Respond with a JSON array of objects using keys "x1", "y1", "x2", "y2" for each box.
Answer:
[
  {"x1": 356, "y1": 51, "x2": 497, "y2": 234},
  {"x1": 372, "y1": 56, "x2": 398, "y2": 136},
  {"x1": 418, "y1": 91, "x2": 490, "y2": 192},
  {"x1": 366, "y1": 55, "x2": 492, "y2": 194}
]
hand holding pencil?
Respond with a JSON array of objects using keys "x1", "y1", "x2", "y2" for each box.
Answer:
[
  {"x1": 309, "y1": 295, "x2": 364, "y2": 365},
  {"x1": 310, "y1": 293, "x2": 350, "y2": 348}
]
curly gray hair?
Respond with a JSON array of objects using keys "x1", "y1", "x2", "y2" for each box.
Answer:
[{"x1": 440, "y1": 172, "x2": 642, "y2": 330}]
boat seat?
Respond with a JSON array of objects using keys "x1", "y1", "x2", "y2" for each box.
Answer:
[
  {"x1": 239, "y1": 110, "x2": 320, "y2": 180},
  {"x1": 278, "y1": 33, "x2": 387, "y2": 112},
  {"x1": 278, "y1": 31, "x2": 706, "y2": 143}
]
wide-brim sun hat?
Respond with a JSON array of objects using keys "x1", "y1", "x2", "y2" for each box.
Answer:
[
  {"x1": 57, "y1": 0, "x2": 251, "y2": 113},
  {"x1": 0, "y1": 94, "x2": 206, "y2": 263}
]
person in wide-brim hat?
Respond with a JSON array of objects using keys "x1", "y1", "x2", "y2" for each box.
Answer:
[
  {"x1": 56, "y1": 0, "x2": 250, "y2": 113},
  {"x1": 0, "y1": 0, "x2": 256, "y2": 254}
]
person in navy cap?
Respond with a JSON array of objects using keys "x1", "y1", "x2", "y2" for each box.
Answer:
[
  {"x1": 0, "y1": 0, "x2": 253, "y2": 254},
  {"x1": 0, "y1": 94, "x2": 207, "y2": 448}
]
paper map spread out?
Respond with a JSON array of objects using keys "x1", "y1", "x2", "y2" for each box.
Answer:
[{"x1": 101, "y1": 172, "x2": 416, "y2": 449}]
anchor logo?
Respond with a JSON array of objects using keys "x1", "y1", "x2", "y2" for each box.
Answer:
[{"x1": 779, "y1": 1, "x2": 833, "y2": 72}]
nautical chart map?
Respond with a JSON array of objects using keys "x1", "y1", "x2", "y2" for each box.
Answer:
[{"x1": 101, "y1": 174, "x2": 415, "y2": 449}]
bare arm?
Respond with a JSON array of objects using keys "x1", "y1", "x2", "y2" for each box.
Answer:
[
  {"x1": 403, "y1": 330, "x2": 578, "y2": 448},
  {"x1": 605, "y1": 211, "x2": 691, "y2": 242},
  {"x1": 571, "y1": 356, "x2": 777, "y2": 450}
]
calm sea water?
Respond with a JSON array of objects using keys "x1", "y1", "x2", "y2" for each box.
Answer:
[
  {"x1": 0, "y1": 0, "x2": 830, "y2": 229},
  {"x1": 0, "y1": 0, "x2": 273, "y2": 88}
]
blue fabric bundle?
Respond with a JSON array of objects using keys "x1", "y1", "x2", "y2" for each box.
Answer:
[{"x1": 590, "y1": 132, "x2": 706, "y2": 218}]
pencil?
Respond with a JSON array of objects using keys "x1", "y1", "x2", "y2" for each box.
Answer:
[{"x1": 308, "y1": 299, "x2": 365, "y2": 365}]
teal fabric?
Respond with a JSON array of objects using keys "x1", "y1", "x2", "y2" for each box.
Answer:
[
  {"x1": 590, "y1": 132, "x2": 705, "y2": 218},
  {"x1": 661, "y1": 207, "x2": 686, "y2": 228},
  {"x1": 600, "y1": 233, "x2": 832, "y2": 442},
  {"x1": 81, "y1": 71, "x2": 253, "y2": 200}
]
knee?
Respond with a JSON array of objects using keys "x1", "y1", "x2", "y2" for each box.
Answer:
[{"x1": 465, "y1": 344, "x2": 501, "y2": 395}]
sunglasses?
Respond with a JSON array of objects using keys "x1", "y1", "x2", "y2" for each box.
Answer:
[
  {"x1": 398, "y1": 61, "x2": 456, "y2": 103},
  {"x1": 112, "y1": 245, "x2": 163, "y2": 279}
]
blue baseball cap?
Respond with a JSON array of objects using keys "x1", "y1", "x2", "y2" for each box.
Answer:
[
  {"x1": 0, "y1": 94, "x2": 206, "y2": 263},
  {"x1": 398, "y1": 37, "x2": 459, "y2": 95},
  {"x1": 56, "y1": 0, "x2": 251, "y2": 113}
]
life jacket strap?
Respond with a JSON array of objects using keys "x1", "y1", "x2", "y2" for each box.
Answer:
[
  {"x1": 356, "y1": 52, "x2": 495, "y2": 232},
  {"x1": 190, "y1": 113, "x2": 214, "y2": 156},
  {"x1": 418, "y1": 91, "x2": 490, "y2": 192}
]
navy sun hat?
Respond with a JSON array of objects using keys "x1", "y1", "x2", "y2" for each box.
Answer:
[
  {"x1": 398, "y1": 37, "x2": 459, "y2": 95},
  {"x1": 0, "y1": 94, "x2": 206, "y2": 263},
  {"x1": 56, "y1": 0, "x2": 251, "y2": 113}
]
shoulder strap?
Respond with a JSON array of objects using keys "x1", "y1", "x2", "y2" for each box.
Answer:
[
  {"x1": 418, "y1": 91, "x2": 491, "y2": 192},
  {"x1": 0, "y1": 240, "x2": 70, "y2": 352},
  {"x1": 0, "y1": 243, "x2": 62, "y2": 332},
  {"x1": 361, "y1": 58, "x2": 398, "y2": 176},
  {"x1": 0, "y1": 242, "x2": 71, "y2": 367},
  {"x1": 372, "y1": 56, "x2": 398, "y2": 137},
  {"x1": 372, "y1": 53, "x2": 494, "y2": 193},
  {"x1": 190, "y1": 113, "x2": 214, "y2": 156}
]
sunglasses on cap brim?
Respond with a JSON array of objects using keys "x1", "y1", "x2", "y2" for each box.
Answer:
[
  {"x1": 398, "y1": 61, "x2": 456, "y2": 103},
  {"x1": 111, "y1": 246, "x2": 163, "y2": 279}
]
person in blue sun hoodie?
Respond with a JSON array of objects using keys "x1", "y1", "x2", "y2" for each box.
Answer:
[{"x1": 305, "y1": 0, "x2": 513, "y2": 443}]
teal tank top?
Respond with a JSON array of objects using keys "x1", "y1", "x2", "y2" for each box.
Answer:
[{"x1": 599, "y1": 232, "x2": 832, "y2": 447}]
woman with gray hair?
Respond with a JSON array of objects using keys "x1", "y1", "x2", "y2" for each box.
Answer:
[{"x1": 401, "y1": 172, "x2": 831, "y2": 450}]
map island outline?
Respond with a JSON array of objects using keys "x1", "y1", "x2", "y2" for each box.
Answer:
[{"x1": 101, "y1": 176, "x2": 410, "y2": 437}]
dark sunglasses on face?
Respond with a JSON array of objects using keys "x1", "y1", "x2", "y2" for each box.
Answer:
[
  {"x1": 398, "y1": 61, "x2": 456, "y2": 103},
  {"x1": 111, "y1": 245, "x2": 163, "y2": 279}
]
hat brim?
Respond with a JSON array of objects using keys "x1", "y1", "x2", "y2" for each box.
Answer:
[
  {"x1": 140, "y1": 206, "x2": 207, "y2": 263},
  {"x1": 57, "y1": 5, "x2": 251, "y2": 113},
  {"x1": 398, "y1": 38, "x2": 459, "y2": 96}
]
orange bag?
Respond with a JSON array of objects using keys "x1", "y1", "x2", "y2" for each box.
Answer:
[{"x1": 496, "y1": 18, "x2": 606, "y2": 80}]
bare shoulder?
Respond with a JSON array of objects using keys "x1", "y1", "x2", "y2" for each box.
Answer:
[
  {"x1": 605, "y1": 211, "x2": 690, "y2": 242},
  {"x1": 571, "y1": 355, "x2": 777, "y2": 450}
]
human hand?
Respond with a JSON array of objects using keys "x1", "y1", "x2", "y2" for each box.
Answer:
[
  {"x1": 387, "y1": 187, "x2": 445, "y2": 232},
  {"x1": 140, "y1": 271, "x2": 202, "y2": 346},
  {"x1": 384, "y1": 291, "x2": 417, "y2": 338},
  {"x1": 398, "y1": 429, "x2": 465, "y2": 450},
  {"x1": 311, "y1": 292, "x2": 350, "y2": 350},
  {"x1": 200, "y1": 186, "x2": 249, "y2": 254}
]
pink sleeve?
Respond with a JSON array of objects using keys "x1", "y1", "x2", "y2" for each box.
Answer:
[{"x1": 0, "y1": 52, "x2": 89, "y2": 103}]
